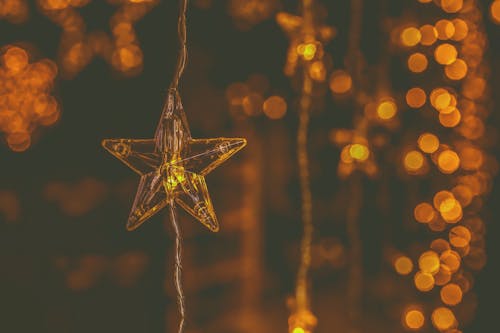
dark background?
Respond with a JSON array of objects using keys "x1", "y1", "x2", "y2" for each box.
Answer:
[{"x1": 0, "y1": 0, "x2": 499, "y2": 332}]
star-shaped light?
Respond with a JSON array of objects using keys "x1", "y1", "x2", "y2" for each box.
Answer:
[{"x1": 102, "y1": 88, "x2": 246, "y2": 231}]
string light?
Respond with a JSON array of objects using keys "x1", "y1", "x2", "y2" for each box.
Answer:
[
  {"x1": 397, "y1": 0, "x2": 494, "y2": 330},
  {"x1": 277, "y1": 0, "x2": 336, "y2": 331},
  {"x1": 37, "y1": 0, "x2": 159, "y2": 77},
  {"x1": 0, "y1": 45, "x2": 60, "y2": 151},
  {"x1": 102, "y1": 1, "x2": 246, "y2": 332}
]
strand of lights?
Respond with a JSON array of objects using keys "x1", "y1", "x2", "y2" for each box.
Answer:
[
  {"x1": 277, "y1": 1, "x2": 335, "y2": 332},
  {"x1": 394, "y1": 1, "x2": 495, "y2": 331},
  {"x1": 37, "y1": 0, "x2": 159, "y2": 78},
  {"x1": 0, "y1": 45, "x2": 59, "y2": 151}
]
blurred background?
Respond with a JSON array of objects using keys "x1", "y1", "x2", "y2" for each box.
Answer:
[{"x1": 0, "y1": 0, "x2": 499, "y2": 332}]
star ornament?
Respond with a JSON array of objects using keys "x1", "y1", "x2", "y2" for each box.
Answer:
[{"x1": 102, "y1": 88, "x2": 247, "y2": 231}]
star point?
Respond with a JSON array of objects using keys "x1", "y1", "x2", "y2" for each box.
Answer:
[{"x1": 103, "y1": 89, "x2": 246, "y2": 231}]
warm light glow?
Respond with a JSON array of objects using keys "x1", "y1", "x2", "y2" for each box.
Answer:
[
  {"x1": 401, "y1": 27, "x2": 422, "y2": 46},
  {"x1": 492, "y1": 0, "x2": 500, "y2": 24},
  {"x1": 418, "y1": 251, "x2": 440, "y2": 274},
  {"x1": 435, "y1": 43, "x2": 458, "y2": 65},
  {"x1": 292, "y1": 328, "x2": 305, "y2": 333},
  {"x1": 297, "y1": 43, "x2": 317, "y2": 61},
  {"x1": 418, "y1": 133, "x2": 439, "y2": 153},
  {"x1": 451, "y1": 19, "x2": 468, "y2": 41},
  {"x1": 437, "y1": 150, "x2": 460, "y2": 174},
  {"x1": 406, "y1": 87, "x2": 426, "y2": 108},
  {"x1": 445, "y1": 59, "x2": 468, "y2": 80},
  {"x1": 430, "y1": 88, "x2": 452, "y2": 110},
  {"x1": 449, "y1": 226, "x2": 471, "y2": 248},
  {"x1": 404, "y1": 150, "x2": 424, "y2": 172},
  {"x1": 3, "y1": 46, "x2": 29, "y2": 73},
  {"x1": 439, "y1": 108, "x2": 461, "y2": 128},
  {"x1": 349, "y1": 144, "x2": 370, "y2": 161},
  {"x1": 440, "y1": 250, "x2": 461, "y2": 273},
  {"x1": 329, "y1": 70, "x2": 352, "y2": 94},
  {"x1": 377, "y1": 100, "x2": 397, "y2": 120},
  {"x1": 404, "y1": 309, "x2": 425, "y2": 330},
  {"x1": 441, "y1": 0, "x2": 463, "y2": 13},
  {"x1": 309, "y1": 61, "x2": 326, "y2": 81},
  {"x1": 459, "y1": 146, "x2": 483, "y2": 170},
  {"x1": 435, "y1": 20, "x2": 455, "y2": 40},
  {"x1": 431, "y1": 307, "x2": 456, "y2": 331},
  {"x1": 441, "y1": 283, "x2": 463, "y2": 306},
  {"x1": 395, "y1": 256, "x2": 413, "y2": 275},
  {"x1": 408, "y1": 53, "x2": 428, "y2": 73},
  {"x1": 263, "y1": 96, "x2": 287, "y2": 119},
  {"x1": 420, "y1": 24, "x2": 438, "y2": 45},
  {"x1": 414, "y1": 202, "x2": 435, "y2": 223},
  {"x1": 414, "y1": 271, "x2": 435, "y2": 292}
]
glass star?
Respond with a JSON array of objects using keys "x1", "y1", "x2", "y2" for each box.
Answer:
[{"x1": 102, "y1": 88, "x2": 247, "y2": 231}]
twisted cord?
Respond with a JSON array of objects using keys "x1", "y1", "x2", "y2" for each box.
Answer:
[
  {"x1": 169, "y1": 201, "x2": 186, "y2": 333},
  {"x1": 170, "y1": 0, "x2": 188, "y2": 90}
]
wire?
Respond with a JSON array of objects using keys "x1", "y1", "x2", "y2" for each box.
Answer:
[
  {"x1": 295, "y1": 63, "x2": 314, "y2": 312},
  {"x1": 169, "y1": 201, "x2": 186, "y2": 333},
  {"x1": 170, "y1": 0, "x2": 188, "y2": 90}
]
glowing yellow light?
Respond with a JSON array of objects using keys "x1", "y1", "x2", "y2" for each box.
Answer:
[
  {"x1": 432, "y1": 307, "x2": 456, "y2": 331},
  {"x1": 452, "y1": 19, "x2": 468, "y2": 41},
  {"x1": 406, "y1": 87, "x2": 426, "y2": 108},
  {"x1": 404, "y1": 309, "x2": 425, "y2": 330},
  {"x1": 441, "y1": 0, "x2": 463, "y2": 13},
  {"x1": 395, "y1": 256, "x2": 413, "y2": 275},
  {"x1": 414, "y1": 202, "x2": 435, "y2": 223},
  {"x1": 435, "y1": 43, "x2": 458, "y2": 65},
  {"x1": 440, "y1": 250, "x2": 461, "y2": 272},
  {"x1": 445, "y1": 59, "x2": 468, "y2": 80},
  {"x1": 435, "y1": 195, "x2": 461, "y2": 223},
  {"x1": 439, "y1": 108, "x2": 461, "y2": 128},
  {"x1": 349, "y1": 144, "x2": 369, "y2": 161},
  {"x1": 297, "y1": 43, "x2": 317, "y2": 61},
  {"x1": 414, "y1": 271, "x2": 435, "y2": 292},
  {"x1": 408, "y1": 53, "x2": 428, "y2": 73},
  {"x1": 492, "y1": 0, "x2": 500, "y2": 24},
  {"x1": 404, "y1": 150, "x2": 424, "y2": 172},
  {"x1": 401, "y1": 27, "x2": 422, "y2": 46},
  {"x1": 292, "y1": 328, "x2": 305, "y2": 333},
  {"x1": 435, "y1": 20, "x2": 455, "y2": 40},
  {"x1": 377, "y1": 100, "x2": 397, "y2": 120},
  {"x1": 441, "y1": 283, "x2": 463, "y2": 306},
  {"x1": 329, "y1": 70, "x2": 352, "y2": 94},
  {"x1": 419, "y1": 251, "x2": 440, "y2": 274},
  {"x1": 437, "y1": 151, "x2": 459, "y2": 175},
  {"x1": 433, "y1": 191, "x2": 453, "y2": 209},
  {"x1": 449, "y1": 226, "x2": 471, "y2": 248},
  {"x1": 418, "y1": 133, "x2": 439, "y2": 153},
  {"x1": 434, "y1": 93, "x2": 452, "y2": 110},
  {"x1": 420, "y1": 24, "x2": 438, "y2": 45},
  {"x1": 3, "y1": 46, "x2": 29, "y2": 73},
  {"x1": 263, "y1": 95, "x2": 287, "y2": 119},
  {"x1": 309, "y1": 61, "x2": 326, "y2": 81}
]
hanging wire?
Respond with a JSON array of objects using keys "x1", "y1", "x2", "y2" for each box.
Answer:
[
  {"x1": 168, "y1": 1, "x2": 189, "y2": 332},
  {"x1": 169, "y1": 201, "x2": 186, "y2": 333},
  {"x1": 295, "y1": 0, "x2": 315, "y2": 313},
  {"x1": 170, "y1": 0, "x2": 189, "y2": 90}
]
